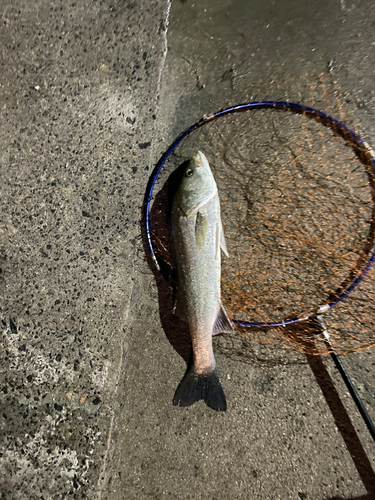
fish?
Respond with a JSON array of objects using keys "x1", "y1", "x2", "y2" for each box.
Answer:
[{"x1": 171, "y1": 150, "x2": 234, "y2": 411}]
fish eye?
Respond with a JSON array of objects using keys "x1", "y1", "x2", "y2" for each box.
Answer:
[{"x1": 185, "y1": 168, "x2": 194, "y2": 177}]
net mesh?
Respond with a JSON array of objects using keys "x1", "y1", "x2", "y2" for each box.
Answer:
[{"x1": 149, "y1": 101, "x2": 375, "y2": 358}]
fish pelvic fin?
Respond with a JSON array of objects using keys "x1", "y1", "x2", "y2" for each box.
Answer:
[
  {"x1": 173, "y1": 363, "x2": 227, "y2": 411},
  {"x1": 212, "y1": 301, "x2": 235, "y2": 336}
]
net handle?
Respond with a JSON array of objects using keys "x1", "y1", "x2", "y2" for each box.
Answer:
[{"x1": 144, "y1": 101, "x2": 375, "y2": 327}]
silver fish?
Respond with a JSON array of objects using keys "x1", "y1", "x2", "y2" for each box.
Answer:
[{"x1": 171, "y1": 151, "x2": 234, "y2": 411}]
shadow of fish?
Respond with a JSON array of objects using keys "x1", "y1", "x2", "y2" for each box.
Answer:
[{"x1": 171, "y1": 151, "x2": 234, "y2": 411}]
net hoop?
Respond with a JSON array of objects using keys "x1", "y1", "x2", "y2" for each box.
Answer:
[{"x1": 144, "y1": 101, "x2": 375, "y2": 328}]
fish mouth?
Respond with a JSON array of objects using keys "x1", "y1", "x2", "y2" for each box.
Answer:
[{"x1": 192, "y1": 150, "x2": 205, "y2": 167}]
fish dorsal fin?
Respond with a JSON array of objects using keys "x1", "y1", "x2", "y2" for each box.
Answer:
[{"x1": 213, "y1": 302, "x2": 234, "y2": 336}]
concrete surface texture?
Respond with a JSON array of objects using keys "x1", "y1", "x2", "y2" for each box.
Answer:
[
  {"x1": 1, "y1": 0, "x2": 375, "y2": 499},
  {"x1": 1, "y1": 0, "x2": 171, "y2": 498}
]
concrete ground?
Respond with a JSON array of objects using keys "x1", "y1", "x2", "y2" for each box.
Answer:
[{"x1": 1, "y1": 1, "x2": 375, "y2": 499}]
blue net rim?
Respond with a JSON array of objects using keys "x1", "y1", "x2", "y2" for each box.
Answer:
[{"x1": 144, "y1": 101, "x2": 375, "y2": 328}]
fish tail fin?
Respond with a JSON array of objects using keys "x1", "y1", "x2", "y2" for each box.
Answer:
[{"x1": 173, "y1": 364, "x2": 227, "y2": 411}]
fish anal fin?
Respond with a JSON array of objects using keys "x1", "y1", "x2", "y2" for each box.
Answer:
[{"x1": 213, "y1": 302, "x2": 234, "y2": 336}]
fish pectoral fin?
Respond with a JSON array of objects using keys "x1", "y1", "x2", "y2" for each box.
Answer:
[
  {"x1": 195, "y1": 212, "x2": 208, "y2": 249},
  {"x1": 217, "y1": 221, "x2": 229, "y2": 258},
  {"x1": 213, "y1": 301, "x2": 235, "y2": 335}
]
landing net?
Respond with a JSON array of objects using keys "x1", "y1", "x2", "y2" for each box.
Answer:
[{"x1": 145, "y1": 102, "x2": 375, "y2": 357}]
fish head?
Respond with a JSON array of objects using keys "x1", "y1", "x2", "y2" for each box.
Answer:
[{"x1": 175, "y1": 151, "x2": 217, "y2": 217}]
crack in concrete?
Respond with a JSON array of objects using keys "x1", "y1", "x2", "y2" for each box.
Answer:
[
  {"x1": 96, "y1": 3, "x2": 172, "y2": 497},
  {"x1": 148, "y1": 0, "x2": 172, "y2": 170},
  {"x1": 96, "y1": 280, "x2": 134, "y2": 500}
]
